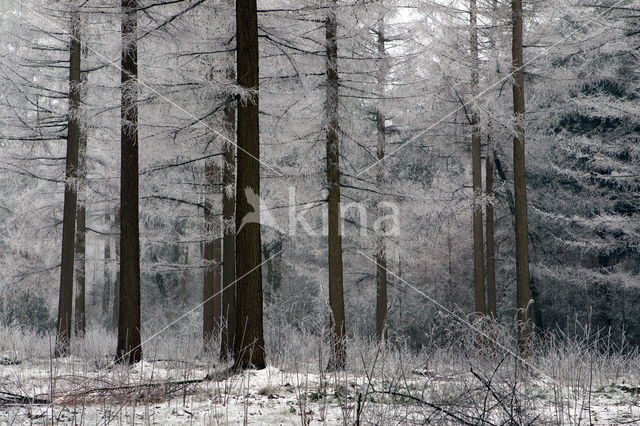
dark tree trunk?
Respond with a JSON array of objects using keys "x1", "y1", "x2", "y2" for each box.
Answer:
[
  {"x1": 203, "y1": 161, "x2": 222, "y2": 346},
  {"x1": 494, "y1": 151, "x2": 543, "y2": 330},
  {"x1": 375, "y1": 12, "x2": 388, "y2": 344},
  {"x1": 116, "y1": 0, "x2": 142, "y2": 364},
  {"x1": 55, "y1": 9, "x2": 82, "y2": 358},
  {"x1": 233, "y1": 0, "x2": 266, "y2": 370},
  {"x1": 512, "y1": 0, "x2": 532, "y2": 355},
  {"x1": 470, "y1": 0, "x2": 485, "y2": 317},
  {"x1": 325, "y1": 0, "x2": 346, "y2": 371}
]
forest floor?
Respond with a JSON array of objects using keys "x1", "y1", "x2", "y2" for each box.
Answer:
[{"x1": 1, "y1": 351, "x2": 639, "y2": 424}]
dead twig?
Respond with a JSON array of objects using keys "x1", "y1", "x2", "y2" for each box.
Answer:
[{"x1": 372, "y1": 389, "x2": 490, "y2": 426}]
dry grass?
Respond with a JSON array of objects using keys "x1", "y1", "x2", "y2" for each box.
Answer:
[{"x1": 0, "y1": 320, "x2": 638, "y2": 424}]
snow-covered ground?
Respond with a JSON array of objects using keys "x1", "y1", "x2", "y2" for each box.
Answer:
[{"x1": 1, "y1": 353, "x2": 639, "y2": 424}]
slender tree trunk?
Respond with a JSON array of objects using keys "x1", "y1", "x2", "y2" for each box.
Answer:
[
  {"x1": 486, "y1": 0, "x2": 498, "y2": 320},
  {"x1": 264, "y1": 238, "x2": 283, "y2": 303},
  {"x1": 112, "y1": 209, "x2": 120, "y2": 329},
  {"x1": 233, "y1": 0, "x2": 265, "y2": 370},
  {"x1": 203, "y1": 161, "x2": 222, "y2": 346},
  {"x1": 55, "y1": 8, "x2": 82, "y2": 357},
  {"x1": 512, "y1": 0, "x2": 532, "y2": 354},
  {"x1": 397, "y1": 253, "x2": 403, "y2": 325},
  {"x1": 447, "y1": 229, "x2": 453, "y2": 288},
  {"x1": 263, "y1": 242, "x2": 274, "y2": 302},
  {"x1": 486, "y1": 147, "x2": 497, "y2": 318},
  {"x1": 116, "y1": 0, "x2": 142, "y2": 364},
  {"x1": 375, "y1": 11, "x2": 388, "y2": 344},
  {"x1": 220, "y1": 89, "x2": 236, "y2": 362},
  {"x1": 469, "y1": 0, "x2": 485, "y2": 317},
  {"x1": 74, "y1": 110, "x2": 87, "y2": 337},
  {"x1": 102, "y1": 214, "x2": 112, "y2": 325},
  {"x1": 180, "y1": 246, "x2": 190, "y2": 306},
  {"x1": 325, "y1": 0, "x2": 346, "y2": 371},
  {"x1": 494, "y1": 150, "x2": 544, "y2": 329}
]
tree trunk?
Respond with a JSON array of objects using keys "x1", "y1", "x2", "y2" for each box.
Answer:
[
  {"x1": 74, "y1": 108, "x2": 87, "y2": 337},
  {"x1": 112, "y1": 209, "x2": 120, "y2": 329},
  {"x1": 264, "y1": 238, "x2": 283, "y2": 302},
  {"x1": 102, "y1": 214, "x2": 112, "y2": 325},
  {"x1": 116, "y1": 0, "x2": 142, "y2": 364},
  {"x1": 494, "y1": 150, "x2": 544, "y2": 330},
  {"x1": 375, "y1": 11, "x2": 388, "y2": 345},
  {"x1": 470, "y1": 0, "x2": 485, "y2": 317},
  {"x1": 180, "y1": 247, "x2": 190, "y2": 306},
  {"x1": 233, "y1": 0, "x2": 265, "y2": 370},
  {"x1": 486, "y1": 0, "x2": 498, "y2": 320},
  {"x1": 512, "y1": 0, "x2": 532, "y2": 355},
  {"x1": 486, "y1": 147, "x2": 497, "y2": 318},
  {"x1": 203, "y1": 161, "x2": 222, "y2": 346},
  {"x1": 325, "y1": 0, "x2": 346, "y2": 371},
  {"x1": 220, "y1": 88, "x2": 236, "y2": 362},
  {"x1": 55, "y1": 8, "x2": 82, "y2": 358}
]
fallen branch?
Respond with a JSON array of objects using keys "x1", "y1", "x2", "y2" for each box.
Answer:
[
  {"x1": 56, "y1": 368, "x2": 234, "y2": 405},
  {"x1": 0, "y1": 391, "x2": 50, "y2": 405}
]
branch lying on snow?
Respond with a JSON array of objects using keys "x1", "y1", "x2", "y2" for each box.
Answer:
[
  {"x1": 58, "y1": 378, "x2": 202, "y2": 404},
  {"x1": 0, "y1": 391, "x2": 50, "y2": 405},
  {"x1": 56, "y1": 369, "x2": 234, "y2": 405},
  {"x1": 1, "y1": 367, "x2": 237, "y2": 406}
]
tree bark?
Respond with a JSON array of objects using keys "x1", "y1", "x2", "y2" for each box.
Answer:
[
  {"x1": 512, "y1": 0, "x2": 532, "y2": 355},
  {"x1": 116, "y1": 0, "x2": 142, "y2": 364},
  {"x1": 325, "y1": 0, "x2": 346, "y2": 371},
  {"x1": 55, "y1": 8, "x2": 82, "y2": 358},
  {"x1": 203, "y1": 161, "x2": 222, "y2": 346},
  {"x1": 233, "y1": 0, "x2": 265, "y2": 370},
  {"x1": 375, "y1": 11, "x2": 388, "y2": 345},
  {"x1": 470, "y1": 0, "x2": 485, "y2": 317}
]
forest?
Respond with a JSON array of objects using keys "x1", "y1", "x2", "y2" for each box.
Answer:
[{"x1": 0, "y1": 0, "x2": 639, "y2": 423}]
